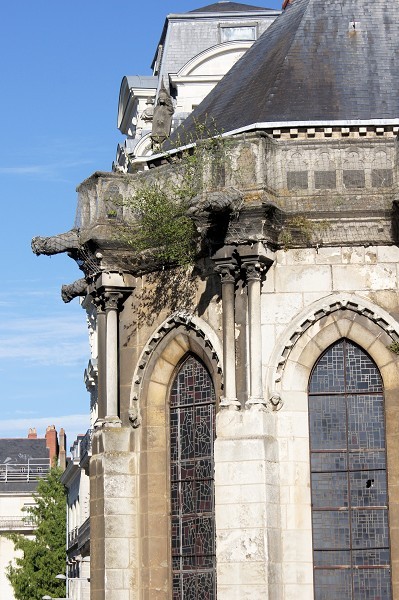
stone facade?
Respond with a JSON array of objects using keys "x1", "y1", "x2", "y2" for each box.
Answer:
[
  {"x1": 36, "y1": 124, "x2": 399, "y2": 598},
  {"x1": 61, "y1": 434, "x2": 91, "y2": 600},
  {"x1": 33, "y1": 1, "x2": 399, "y2": 598}
]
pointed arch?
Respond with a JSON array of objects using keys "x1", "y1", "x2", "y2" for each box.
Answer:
[
  {"x1": 272, "y1": 306, "x2": 399, "y2": 598},
  {"x1": 132, "y1": 321, "x2": 221, "y2": 598}
]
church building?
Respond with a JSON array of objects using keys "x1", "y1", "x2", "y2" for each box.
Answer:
[{"x1": 33, "y1": 0, "x2": 399, "y2": 598}]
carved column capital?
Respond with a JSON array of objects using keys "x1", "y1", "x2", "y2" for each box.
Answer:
[
  {"x1": 103, "y1": 290, "x2": 124, "y2": 312},
  {"x1": 212, "y1": 245, "x2": 239, "y2": 281},
  {"x1": 237, "y1": 242, "x2": 275, "y2": 280},
  {"x1": 89, "y1": 270, "x2": 136, "y2": 315},
  {"x1": 214, "y1": 262, "x2": 238, "y2": 284},
  {"x1": 241, "y1": 260, "x2": 266, "y2": 282}
]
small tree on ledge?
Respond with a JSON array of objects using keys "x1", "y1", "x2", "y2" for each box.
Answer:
[{"x1": 5, "y1": 466, "x2": 66, "y2": 600}]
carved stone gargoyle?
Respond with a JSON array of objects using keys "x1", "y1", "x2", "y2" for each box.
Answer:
[{"x1": 31, "y1": 229, "x2": 80, "y2": 256}]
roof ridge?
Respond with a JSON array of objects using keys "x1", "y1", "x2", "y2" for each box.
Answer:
[{"x1": 189, "y1": 2, "x2": 273, "y2": 13}]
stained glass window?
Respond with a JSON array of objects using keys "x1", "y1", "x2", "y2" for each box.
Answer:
[
  {"x1": 309, "y1": 339, "x2": 391, "y2": 599},
  {"x1": 170, "y1": 355, "x2": 216, "y2": 599}
]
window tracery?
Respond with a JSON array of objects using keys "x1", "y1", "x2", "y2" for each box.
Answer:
[
  {"x1": 309, "y1": 339, "x2": 391, "y2": 599},
  {"x1": 170, "y1": 355, "x2": 216, "y2": 599}
]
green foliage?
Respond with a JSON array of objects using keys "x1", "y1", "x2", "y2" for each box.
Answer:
[
  {"x1": 123, "y1": 182, "x2": 198, "y2": 267},
  {"x1": 387, "y1": 341, "x2": 399, "y2": 355},
  {"x1": 5, "y1": 467, "x2": 66, "y2": 600},
  {"x1": 117, "y1": 118, "x2": 229, "y2": 268},
  {"x1": 280, "y1": 216, "x2": 329, "y2": 250}
]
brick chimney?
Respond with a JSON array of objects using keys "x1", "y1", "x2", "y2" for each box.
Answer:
[
  {"x1": 28, "y1": 427, "x2": 37, "y2": 439},
  {"x1": 45, "y1": 425, "x2": 59, "y2": 466},
  {"x1": 282, "y1": 0, "x2": 294, "y2": 8}
]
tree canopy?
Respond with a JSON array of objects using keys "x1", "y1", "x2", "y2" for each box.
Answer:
[{"x1": 6, "y1": 466, "x2": 67, "y2": 600}]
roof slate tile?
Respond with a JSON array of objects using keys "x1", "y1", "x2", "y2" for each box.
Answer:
[{"x1": 174, "y1": 0, "x2": 399, "y2": 140}]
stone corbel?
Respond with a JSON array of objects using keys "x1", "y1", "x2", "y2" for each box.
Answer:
[
  {"x1": 269, "y1": 393, "x2": 283, "y2": 411},
  {"x1": 212, "y1": 246, "x2": 240, "y2": 409}
]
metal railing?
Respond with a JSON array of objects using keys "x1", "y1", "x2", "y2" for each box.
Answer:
[
  {"x1": 68, "y1": 526, "x2": 79, "y2": 547},
  {"x1": 78, "y1": 517, "x2": 90, "y2": 548},
  {"x1": 0, "y1": 459, "x2": 50, "y2": 482},
  {"x1": 0, "y1": 515, "x2": 35, "y2": 530}
]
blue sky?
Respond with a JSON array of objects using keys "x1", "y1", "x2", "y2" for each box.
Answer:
[{"x1": 0, "y1": 0, "x2": 281, "y2": 448}]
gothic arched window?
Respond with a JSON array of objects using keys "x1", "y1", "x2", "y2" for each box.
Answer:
[
  {"x1": 170, "y1": 355, "x2": 216, "y2": 599},
  {"x1": 309, "y1": 339, "x2": 391, "y2": 599}
]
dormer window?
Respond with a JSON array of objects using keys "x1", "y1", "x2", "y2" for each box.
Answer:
[{"x1": 220, "y1": 25, "x2": 257, "y2": 42}]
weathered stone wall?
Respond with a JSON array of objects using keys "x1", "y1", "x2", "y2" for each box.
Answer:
[
  {"x1": 82, "y1": 129, "x2": 399, "y2": 599},
  {"x1": 261, "y1": 245, "x2": 399, "y2": 599}
]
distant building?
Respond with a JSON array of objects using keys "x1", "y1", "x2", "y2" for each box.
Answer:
[
  {"x1": 61, "y1": 433, "x2": 91, "y2": 600},
  {"x1": 0, "y1": 426, "x2": 65, "y2": 600}
]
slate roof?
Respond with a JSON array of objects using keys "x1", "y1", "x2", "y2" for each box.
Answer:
[
  {"x1": 0, "y1": 438, "x2": 49, "y2": 464},
  {"x1": 174, "y1": 0, "x2": 399, "y2": 141},
  {"x1": 0, "y1": 438, "x2": 50, "y2": 493},
  {"x1": 125, "y1": 76, "x2": 158, "y2": 90},
  {"x1": 189, "y1": 2, "x2": 276, "y2": 12}
]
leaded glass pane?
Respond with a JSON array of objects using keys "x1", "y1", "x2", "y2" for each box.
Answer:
[
  {"x1": 353, "y1": 568, "x2": 392, "y2": 600},
  {"x1": 309, "y1": 341, "x2": 345, "y2": 393},
  {"x1": 349, "y1": 449, "x2": 386, "y2": 471},
  {"x1": 351, "y1": 509, "x2": 389, "y2": 549},
  {"x1": 311, "y1": 452, "x2": 347, "y2": 472},
  {"x1": 170, "y1": 356, "x2": 216, "y2": 599},
  {"x1": 309, "y1": 339, "x2": 391, "y2": 599},
  {"x1": 314, "y1": 569, "x2": 352, "y2": 600},
  {"x1": 314, "y1": 550, "x2": 351, "y2": 567},
  {"x1": 312, "y1": 472, "x2": 348, "y2": 508},
  {"x1": 180, "y1": 407, "x2": 195, "y2": 460},
  {"x1": 309, "y1": 396, "x2": 346, "y2": 450},
  {"x1": 352, "y1": 549, "x2": 390, "y2": 567},
  {"x1": 347, "y1": 395, "x2": 385, "y2": 450},
  {"x1": 312, "y1": 510, "x2": 351, "y2": 550},
  {"x1": 345, "y1": 344, "x2": 383, "y2": 393},
  {"x1": 349, "y1": 471, "x2": 387, "y2": 508}
]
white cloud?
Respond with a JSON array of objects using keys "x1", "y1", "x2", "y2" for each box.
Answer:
[
  {"x1": 0, "y1": 158, "x2": 94, "y2": 179},
  {"x1": 0, "y1": 314, "x2": 89, "y2": 366}
]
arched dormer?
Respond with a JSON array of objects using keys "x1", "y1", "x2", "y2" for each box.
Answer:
[
  {"x1": 175, "y1": 41, "x2": 253, "y2": 79},
  {"x1": 170, "y1": 41, "x2": 253, "y2": 117},
  {"x1": 117, "y1": 75, "x2": 157, "y2": 136}
]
